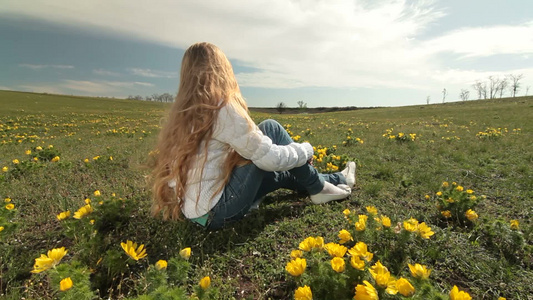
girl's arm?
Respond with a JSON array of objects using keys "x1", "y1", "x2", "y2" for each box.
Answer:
[{"x1": 214, "y1": 104, "x2": 313, "y2": 172}]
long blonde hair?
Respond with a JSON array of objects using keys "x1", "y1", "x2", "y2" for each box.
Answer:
[{"x1": 151, "y1": 42, "x2": 251, "y2": 220}]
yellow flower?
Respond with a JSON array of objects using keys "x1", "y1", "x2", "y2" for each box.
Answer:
[
  {"x1": 73, "y1": 204, "x2": 93, "y2": 219},
  {"x1": 498, "y1": 297, "x2": 506, "y2": 300},
  {"x1": 2, "y1": 166, "x2": 7, "y2": 172},
  {"x1": 449, "y1": 285, "x2": 472, "y2": 300},
  {"x1": 380, "y1": 215, "x2": 391, "y2": 228},
  {"x1": 342, "y1": 208, "x2": 351, "y2": 217},
  {"x1": 12, "y1": 159, "x2": 20, "y2": 165},
  {"x1": 155, "y1": 260, "x2": 167, "y2": 270},
  {"x1": 436, "y1": 191, "x2": 443, "y2": 196},
  {"x1": 424, "y1": 194, "x2": 430, "y2": 200},
  {"x1": 403, "y1": 218, "x2": 419, "y2": 232},
  {"x1": 289, "y1": 250, "x2": 302, "y2": 259},
  {"x1": 350, "y1": 255, "x2": 365, "y2": 270},
  {"x1": 349, "y1": 241, "x2": 374, "y2": 262},
  {"x1": 84, "y1": 158, "x2": 89, "y2": 163},
  {"x1": 370, "y1": 261, "x2": 394, "y2": 289},
  {"x1": 33, "y1": 157, "x2": 38, "y2": 162},
  {"x1": 441, "y1": 210, "x2": 452, "y2": 218},
  {"x1": 294, "y1": 285, "x2": 312, "y2": 300},
  {"x1": 365, "y1": 206, "x2": 378, "y2": 215},
  {"x1": 510, "y1": 220, "x2": 519, "y2": 230},
  {"x1": 331, "y1": 257, "x2": 345, "y2": 273},
  {"x1": 456, "y1": 185, "x2": 464, "y2": 192},
  {"x1": 93, "y1": 190, "x2": 101, "y2": 197},
  {"x1": 417, "y1": 222, "x2": 435, "y2": 239},
  {"x1": 59, "y1": 277, "x2": 73, "y2": 291},
  {"x1": 465, "y1": 209, "x2": 478, "y2": 221},
  {"x1": 408, "y1": 263, "x2": 431, "y2": 280},
  {"x1": 5, "y1": 203, "x2": 15, "y2": 210},
  {"x1": 89, "y1": 219, "x2": 95, "y2": 225},
  {"x1": 5, "y1": 197, "x2": 11, "y2": 202},
  {"x1": 466, "y1": 189, "x2": 474, "y2": 194},
  {"x1": 299, "y1": 236, "x2": 324, "y2": 252},
  {"x1": 84, "y1": 198, "x2": 91, "y2": 204},
  {"x1": 121, "y1": 240, "x2": 147, "y2": 261},
  {"x1": 56, "y1": 211, "x2": 71, "y2": 221},
  {"x1": 31, "y1": 247, "x2": 68, "y2": 273},
  {"x1": 0, "y1": 226, "x2": 4, "y2": 232},
  {"x1": 48, "y1": 144, "x2": 54, "y2": 149},
  {"x1": 51, "y1": 156, "x2": 60, "y2": 162},
  {"x1": 36, "y1": 146, "x2": 43, "y2": 151},
  {"x1": 180, "y1": 247, "x2": 191, "y2": 259},
  {"x1": 442, "y1": 181, "x2": 449, "y2": 187},
  {"x1": 395, "y1": 277, "x2": 415, "y2": 296},
  {"x1": 286, "y1": 258, "x2": 307, "y2": 276},
  {"x1": 354, "y1": 280, "x2": 378, "y2": 300},
  {"x1": 25, "y1": 150, "x2": 32, "y2": 155},
  {"x1": 325, "y1": 242, "x2": 348, "y2": 258},
  {"x1": 338, "y1": 229, "x2": 353, "y2": 244},
  {"x1": 355, "y1": 215, "x2": 368, "y2": 231},
  {"x1": 199, "y1": 276, "x2": 211, "y2": 289}
]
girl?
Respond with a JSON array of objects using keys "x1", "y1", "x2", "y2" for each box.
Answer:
[{"x1": 151, "y1": 42, "x2": 356, "y2": 230}]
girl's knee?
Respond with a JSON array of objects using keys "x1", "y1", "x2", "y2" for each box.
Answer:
[{"x1": 258, "y1": 119, "x2": 282, "y2": 132}]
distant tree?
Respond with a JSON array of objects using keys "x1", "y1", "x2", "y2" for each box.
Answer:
[
  {"x1": 472, "y1": 81, "x2": 483, "y2": 99},
  {"x1": 297, "y1": 100, "x2": 307, "y2": 109},
  {"x1": 151, "y1": 93, "x2": 160, "y2": 102},
  {"x1": 488, "y1": 76, "x2": 501, "y2": 99},
  {"x1": 145, "y1": 96, "x2": 152, "y2": 101},
  {"x1": 426, "y1": 96, "x2": 430, "y2": 105},
  {"x1": 508, "y1": 74, "x2": 523, "y2": 97},
  {"x1": 134, "y1": 95, "x2": 143, "y2": 100},
  {"x1": 459, "y1": 89, "x2": 470, "y2": 101},
  {"x1": 498, "y1": 78, "x2": 508, "y2": 98},
  {"x1": 159, "y1": 93, "x2": 174, "y2": 102},
  {"x1": 276, "y1": 102, "x2": 287, "y2": 114},
  {"x1": 526, "y1": 86, "x2": 530, "y2": 96},
  {"x1": 442, "y1": 88, "x2": 447, "y2": 103}
]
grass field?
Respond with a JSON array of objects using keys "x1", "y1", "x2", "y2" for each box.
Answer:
[{"x1": 0, "y1": 90, "x2": 531, "y2": 299}]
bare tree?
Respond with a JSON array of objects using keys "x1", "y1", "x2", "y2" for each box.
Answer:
[
  {"x1": 276, "y1": 102, "x2": 287, "y2": 114},
  {"x1": 459, "y1": 89, "x2": 470, "y2": 101},
  {"x1": 472, "y1": 81, "x2": 487, "y2": 99},
  {"x1": 488, "y1": 76, "x2": 501, "y2": 99},
  {"x1": 442, "y1": 88, "x2": 447, "y2": 103},
  {"x1": 526, "y1": 86, "x2": 530, "y2": 96},
  {"x1": 498, "y1": 78, "x2": 508, "y2": 98},
  {"x1": 426, "y1": 96, "x2": 430, "y2": 105},
  {"x1": 297, "y1": 100, "x2": 307, "y2": 109},
  {"x1": 159, "y1": 93, "x2": 174, "y2": 102},
  {"x1": 508, "y1": 74, "x2": 523, "y2": 97}
]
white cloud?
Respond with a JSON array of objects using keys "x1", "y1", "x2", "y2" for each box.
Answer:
[
  {"x1": 128, "y1": 68, "x2": 178, "y2": 78},
  {"x1": 63, "y1": 80, "x2": 154, "y2": 93},
  {"x1": 19, "y1": 64, "x2": 74, "y2": 70},
  {"x1": 3, "y1": 0, "x2": 533, "y2": 95},
  {"x1": 420, "y1": 21, "x2": 533, "y2": 58},
  {"x1": 93, "y1": 69, "x2": 120, "y2": 76}
]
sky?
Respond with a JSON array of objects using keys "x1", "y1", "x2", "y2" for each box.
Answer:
[{"x1": 1, "y1": 0, "x2": 532, "y2": 107}]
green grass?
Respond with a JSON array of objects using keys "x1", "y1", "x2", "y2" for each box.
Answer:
[{"x1": 0, "y1": 91, "x2": 531, "y2": 299}]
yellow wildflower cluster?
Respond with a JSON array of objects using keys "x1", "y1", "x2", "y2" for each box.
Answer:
[
  {"x1": 433, "y1": 181, "x2": 481, "y2": 224},
  {"x1": 342, "y1": 128, "x2": 364, "y2": 146},
  {"x1": 383, "y1": 128, "x2": 419, "y2": 142},
  {"x1": 476, "y1": 127, "x2": 507, "y2": 139}
]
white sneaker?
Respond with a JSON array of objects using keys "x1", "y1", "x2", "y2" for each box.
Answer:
[
  {"x1": 310, "y1": 181, "x2": 351, "y2": 204},
  {"x1": 341, "y1": 161, "x2": 356, "y2": 188}
]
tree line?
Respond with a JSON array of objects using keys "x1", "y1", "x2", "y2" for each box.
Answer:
[{"x1": 127, "y1": 93, "x2": 174, "y2": 102}]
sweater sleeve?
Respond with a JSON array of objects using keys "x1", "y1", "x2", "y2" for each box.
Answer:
[{"x1": 213, "y1": 104, "x2": 314, "y2": 172}]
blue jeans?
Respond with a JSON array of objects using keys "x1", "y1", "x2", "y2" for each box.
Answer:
[{"x1": 207, "y1": 119, "x2": 347, "y2": 230}]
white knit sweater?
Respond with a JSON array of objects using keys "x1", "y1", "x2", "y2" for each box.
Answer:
[{"x1": 170, "y1": 103, "x2": 314, "y2": 219}]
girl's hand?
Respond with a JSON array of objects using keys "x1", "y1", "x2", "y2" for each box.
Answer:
[{"x1": 308, "y1": 156, "x2": 314, "y2": 166}]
